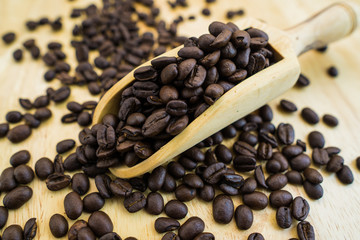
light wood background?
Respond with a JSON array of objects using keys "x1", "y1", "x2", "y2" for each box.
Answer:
[{"x1": 1, "y1": 0, "x2": 360, "y2": 239}]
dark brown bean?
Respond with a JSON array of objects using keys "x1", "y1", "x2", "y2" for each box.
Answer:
[
  {"x1": 154, "y1": 217, "x2": 180, "y2": 233},
  {"x1": 175, "y1": 184, "x2": 196, "y2": 202},
  {"x1": 64, "y1": 192, "x2": 83, "y2": 220},
  {"x1": 308, "y1": 131, "x2": 325, "y2": 149},
  {"x1": 68, "y1": 220, "x2": 88, "y2": 240},
  {"x1": 243, "y1": 191, "x2": 268, "y2": 210},
  {"x1": 110, "y1": 178, "x2": 133, "y2": 197},
  {"x1": 213, "y1": 194, "x2": 234, "y2": 224},
  {"x1": 235, "y1": 205, "x2": 253, "y2": 230},
  {"x1": 3, "y1": 186, "x2": 33, "y2": 209},
  {"x1": 322, "y1": 114, "x2": 338, "y2": 127},
  {"x1": 297, "y1": 221, "x2": 315, "y2": 240},
  {"x1": 35, "y1": 157, "x2": 54, "y2": 180},
  {"x1": 247, "y1": 232, "x2": 264, "y2": 240},
  {"x1": 303, "y1": 168, "x2": 323, "y2": 184},
  {"x1": 0, "y1": 167, "x2": 17, "y2": 191},
  {"x1": 88, "y1": 211, "x2": 113, "y2": 237},
  {"x1": 312, "y1": 148, "x2": 330, "y2": 165},
  {"x1": 178, "y1": 217, "x2": 205, "y2": 240},
  {"x1": 145, "y1": 192, "x2": 164, "y2": 215},
  {"x1": 7, "y1": 125, "x2": 32, "y2": 143},
  {"x1": 24, "y1": 217, "x2": 37, "y2": 239},
  {"x1": 198, "y1": 184, "x2": 215, "y2": 202},
  {"x1": 49, "y1": 214, "x2": 69, "y2": 238},
  {"x1": 71, "y1": 173, "x2": 90, "y2": 195},
  {"x1": 266, "y1": 173, "x2": 288, "y2": 191},
  {"x1": 2, "y1": 224, "x2": 23, "y2": 240},
  {"x1": 336, "y1": 165, "x2": 354, "y2": 184},
  {"x1": 0, "y1": 206, "x2": 8, "y2": 229},
  {"x1": 14, "y1": 165, "x2": 34, "y2": 184},
  {"x1": 292, "y1": 196, "x2": 310, "y2": 221},
  {"x1": 46, "y1": 173, "x2": 71, "y2": 191},
  {"x1": 301, "y1": 108, "x2": 319, "y2": 124},
  {"x1": 276, "y1": 206, "x2": 292, "y2": 229},
  {"x1": 326, "y1": 155, "x2": 344, "y2": 172},
  {"x1": 280, "y1": 99, "x2": 297, "y2": 112},
  {"x1": 83, "y1": 193, "x2": 105, "y2": 213},
  {"x1": 269, "y1": 190, "x2": 293, "y2": 208},
  {"x1": 124, "y1": 192, "x2": 146, "y2": 213},
  {"x1": 289, "y1": 154, "x2": 311, "y2": 171},
  {"x1": 277, "y1": 123, "x2": 295, "y2": 145},
  {"x1": 286, "y1": 170, "x2": 303, "y2": 185},
  {"x1": 303, "y1": 181, "x2": 323, "y2": 200}
]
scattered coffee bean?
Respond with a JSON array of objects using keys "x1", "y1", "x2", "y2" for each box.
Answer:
[
  {"x1": 312, "y1": 148, "x2": 330, "y2": 165},
  {"x1": 10, "y1": 150, "x2": 30, "y2": 167},
  {"x1": 7, "y1": 124, "x2": 32, "y2": 143},
  {"x1": 291, "y1": 196, "x2": 309, "y2": 221},
  {"x1": 243, "y1": 191, "x2": 268, "y2": 210},
  {"x1": 178, "y1": 217, "x2": 205, "y2": 240},
  {"x1": 326, "y1": 155, "x2": 344, "y2": 172},
  {"x1": 83, "y1": 192, "x2": 105, "y2": 213},
  {"x1": 296, "y1": 73, "x2": 310, "y2": 87},
  {"x1": 336, "y1": 165, "x2": 354, "y2": 184},
  {"x1": 35, "y1": 157, "x2": 54, "y2": 180},
  {"x1": 301, "y1": 107, "x2": 319, "y2": 124},
  {"x1": 14, "y1": 164, "x2": 34, "y2": 184},
  {"x1": 6, "y1": 111, "x2": 23, "y2": 123},
  {"x1": 235, "y1": 205, "x2": 253, "y2": 230},
  {"x1": 164, "y1": 200, "x2": 188, "y2": 219},
  {"x1": 269, "y1": 190, "x2": 293, "y2": 208},
  {"x1": 46, "y1": 173, "x2": 71, "y2": 191},
  {"x1": 3, "y1": 186, "x2": 33, "y2": 209},
  {"x1": 145, "y1": 192, "x2": 164, "y2": 215},
  {"x1": 0, "y1": 167, "x2": 17, "y2": 191},
  {"x1": 124, "y1": 192, "x2": 146, "y2": 213},
  {"x1": 0, "y1": 123, "x2": 9, "y2": 137},
  {"x1": 327, "y1": 66, "x2": 338, "y2": 77},
  {"x1": 64, "y1": 191, "x2": 83, "y2": 220},
  {"x1": 322, "y1": 114, "x2": 338, "y2": 127},
  {"x1": 303, "y1": 168, "x2": 323, "y2": 184},
  {"x1": 213, "y1": 194, "x2": 234, "y2": 224},
  {"x1": 154, "y1": 217, "x2": 180, "y2": 233},
  {"x1": 303, "y1": 180, "x2": 323, "y2": 200},
  {"x1": 280, "y1": 99, "x2": 297, "y2": 112},
  {"x1": 308, "y1": 131, "x2": 325, "y2": 148},
  {"x1": 24, "y1": 217, "x2": 37, "y2": 239},
  {"x1": 0, "y1": 206, "x2": 8, "y2": 229},
  {"x1": 2, "y1": 224, "x2": 23, "y2": 240},
  {"x1": 49, "y1": 214, "x2": 69, "y2": 238},
  {"x1": 13, "y1": 49, "x2": 23, "y2": 61},
  {"x1": 276, "y1": 206, "x2": 292, "y2": 228},
  {"x1": 277, "y1": 123, "x2": 295, "y2": 145},
  {"x1": 2, "y1": 32, "x2": 16, "y2": 44},
  {"x1": 202, "y1": 8, "x2": 211, "y2": 16},
  {"x1": 68, "y1": 220, "x2": 88, "y2": 240},
  {"x1": 71, "y1": 173, "x2": 90, "y2": 195},
  {"x1": 248, "y1": 232, "x2": 264, "y2": 240},
  {"x1": 56, "y1": 139, "x2": 76, "y2": 154},
  {"x1": 88, "y1": 211, "x2": 113, "y2": 237},
  {"x1": 356, "y1": 157, "x2": 360, "y2": 170},
  {"x1": 297, "y1": 221, "x2": 315, "y2": 240}
]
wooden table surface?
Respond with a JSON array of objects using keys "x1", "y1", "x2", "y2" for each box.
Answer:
[{"x1": 1, "y1": 0, "x2": 360, "y2": 239}]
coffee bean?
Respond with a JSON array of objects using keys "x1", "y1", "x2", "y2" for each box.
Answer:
[
  {"x1": 312, "y1": 148, "x2": 330, "y2": 165},
  {"x1": 276, "y1": 206, "x2": 292, "y2": 229},
  {"x1": 327, "y1": 66, "x2": 338, "y2": 77},
  {"x1": 3, "y1": 186, "x2": 33, "y2": 209},
  {"x1": 289, "y1": 153, "x2": 311, "y2": 171},
  {"x1": 240, "y1": 131, "x2": 258, "y2": 146},
  {"x1": 14, "y1": 165, "x2": 34, "y2": 184},
  {"x1": 56, "y1": 139, "x2": 76, "y2": 154},
  {"x1": 326, "y1": 155, "x2": 344, "y2": 172},
  {"x1": 161, "y1": 232, "x2": 180, "y2": 240},
  {"x1": 88, "y1": 211, "x2": 113, "y2": 237},
  {"x1": 0, "y1": 167, "x2": 17, "y2": 192},
  {"x1": 178, "y1": 47, "x2": 204, "y2": 59},
  {"x1": 44, "y1": 70, "x2": 56, "y2": 81},
  {"x1": 336, "y1": 165, "x2": 354, "y2": 184},
  {"x1": 64, "y1": 153, "x2": 81, "y2": 172},
  {"x1": 124, "y1": 192, "x2": 146, "y2": 213},
  {"x1": 198, "y1": 184, "x2": 215, "y2": 202},
  {"x1": 0, "y1": 206, "x2": 8, "y2": 229},
  {"x1": 301, "y1": 108, "x2": 319, "y2": 124},
  {"x1": 166, "y1": 162, "x2": 185, "y2": 179},
  {"x1": 148, "y1": 166, "x2": 166, "y2": 191},
  {"x1": 178, "y1": 217, "x2": 205, "y2": 240},
  {"x1": 83, "y1": 192, "x2": 105, "y2": 213},
  {"x1": 254, "y1": 165, "x2": 268, "y2": 189},
  {"x1": 266, "y1": 159, "x2": 281, "y2": 174},
  {"x1": 155, "y1": 217, "x2": 180, "y2": 233},
  {"x1": 78, "y1": 227, "x2": 96, "y2": 240},
  {"x1": 233, "y1": 141, "x2": 256, "y2": 157},
  {"x1": 213, "y1": 194, "x2": 234, "y2": 224},
  {"x1": 291, "y1": 196, "x2": 310, "y2": 221},
  {"x1": 6, "y1": 111, "x2": 23, "y2": 123},
  {"x1": 24, "y1": 113, "x2": 41, "y2": 128},
  {"x1": 71, "y1": 173, "x2": 90, "y2": 195},
  {"x1": 162, "y1": 173, "x2": 177, "y2": 192},
  {"x1": 234, "y1": 205, "x2": 253, "y2": 230},
  {"x1": 324, "y1": 146, "x2": 340, "y2": 156},
  {"x1": 213, "y1": 144, "x2": 232, "y2": 163},
  {"x1": 134, "y1": 66, "x2": 158, "y2": 81},
  {"x1": 183, "y1": 174, "x2": 204, "y2": 189},
  {"x1": 54, "y1": 154, "x2": 64, "y2": 174},
  {"x1": 303, "y1": 180, "x2": 323, "y2": 199},
  {"x1": 7, "y1": 124, "x2": 32, "y2": 143},
  {"x1": 233, "y1": 155, "x2": 256, "y2": 172},
  {"x1": 297, "y1": 221, "x2": 315, "y2": 240},
  {"x1": 46, "y1": 173, "x2": 71, "y2": 191},
  {"x1": 145, "y1": 192, "x2": 164, "y2": 215},
  {"x1": 296, "y1": 74, "x2": 311, "y2": 87},
  {"x1": 78, "y1": 112, "x2": 92, "y2": 126},
  {"x1": 194, "y1": 232, "x2": 215, "y2": 240},
  {"x1": 164, "y1": 200, "x2": 188, "y2": 219},
  {"x1": 24, "y1": 217, "x2": 37, "y2": 239},
  {"x1": 218, "y1": 59, "x2": 236, "y2": 77},
  {"x1": 277, "y1": 123, "x2": 295, "y2": 145},
  {"x1": 2, "y1": 32, "x2": 16, "y2": 44},
  {"x1": 82, "y1": 101, "x2": 97, "y2": 110},
  {"x1": 33, "y1": 95, "x2": 49, "y2": 108},
  {"x1": 35, "y1": 157, "x2": 54, "y2": 180},
  {"x1": 285, "y1": 170, "x2": 303, "y2": 185},
  {"x1": 247, "y1": 232, "x2": 264, "y2": 240},
  {"x1": 110, "y1": 178, "x2": 133, "y2": 197},
  {"x1": 51, "y1": 86, "x2": 71, "y2": 103},
  {"x1": 240, "y1": 177, "x2": 257, "y2": 194},
  {"x1": 34, "y1": 107, "x2": 52, "y2": 121},
  {"x1": 64, "y1": 191, "x2": 83, "y2": 220},
  {"x1": 0, "y1": 123, "x2": 9, "y2": 137},
  {"x1": 280, "y1": 99, "x2": 297, "y2": 112},
  {"x1": 303, "y1": 168, "x2": 323, "y2": 184},
  {"x1": 308, "y1": 131, "x2": 325, "y2": 149},
  {"x1": 203, "y1": 162, "x2": 227, "y2": 184},
  {"x1": 243, "y1": 191, "x2": 268, "y2": 210},
  {"x1": 67, "y1": 101, "x2": 84, "y2": 113},
  {"x1": 269, "y1": 190, "x2": 293, "y2": 208},
  {"x1": 266, "y1": 173, "x2": 288, "y2": 191},
  {"x1": 99, "y1": 232, "x2": 122, "y2": 240},
  {"x1": 272, "y1": 152, "x2": 289, "y2": 171},
  {"x1": 13, "y1": 49, "x2": 23, "y2": 61},
  {"x1": 95, "y1": 174, "x2": 113, "y2": 199},
  {"x1": 2, "y1": 224, "x2": 23, "y2": 240},
  {"x1": 322, "y1": 114, "x2": 338, "y2": 127},
  {"x1": 68, "y1": 220, "x2": 88, "y2": 240},
  {"x1": 175, "y1": 184, "x2": 196, "y2": 202},
  {"x1": 9, "y1": 150, "x2": 30, "y2": 167}
]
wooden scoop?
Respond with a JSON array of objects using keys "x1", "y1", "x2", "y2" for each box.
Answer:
[{"x1": 93, "y1": 2, "x2": 360, "y2": 178}]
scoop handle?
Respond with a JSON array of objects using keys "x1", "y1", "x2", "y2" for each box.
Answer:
[{"x1": 287, "y1": 2, "x2": 360, "y2": 55}]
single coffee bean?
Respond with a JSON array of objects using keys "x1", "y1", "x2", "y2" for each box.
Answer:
[
  {"x1": 56, "y1": 139, "x2": 76, "y2": 154},
  {"x1": 33, "y1": 95, "x2": 49, "y2": 108},
  {"x1": 308, "y1": 131, "x2": 325, "y2": 148},
  {"x1": 148, "y1": 166, "x2": 166, "y2": 192},
  {"x1": 235, "y1": 205, "x2": 253, "y2": 230},
  {"x1": 71, "y1": 173, "x2": 90, "y2": 195},
  {"x1": 194, "y1": 232, "x2": 215, "y2": 240},
  {"x1": 280, "y1": 99, "x2": 297, "y2": 112},
  {"x1": 312, "y1": 148, "x2": 330, "y2": 165},
  {"x1": 154, "y1": 217, "x2": 180, "y2": 233},
  {"x1": 184, "y1": 147, "x2": 205, "y2": 163},
  {"x1": 23, "y1": 113, "x2": 41, "y2": 128},
  {"x1": 24, "y1": 217, "x2": 37, "y2": 240},
  {"x1": 7, "y1": 124, "x2": 32, "y2": 143},
  {"x1": 110, "y1": 178, "x2": 133, "y2": 197},
  {"x1": 78, "y1": 227, "x2": 96, "y2": 240},
  {"x1": 289, "y1": 153, "x2": 311, "y2": 171},
  {"x1": 34, "y1": 107, "x2": 52, "y2": 121},
  {"x1": 292, "y1": 196, "x2": 310, "y2": 221},
  {"x1": 6, "y1": 111, "x2": 23, "y2": 123},
  {"x1": 64, "y1": 191, "x2": 83, "y2": 220},
  {"x1": 14, "y1": 164, "x2": 34, "y2": 184},
  {"x1": 303, "y1": 168, "x2": 323, "y2": 184},
  {"x1": 82, "y1": 101, "x2": 97, "y2": 110},
  {"x1": 13, "y1": 49, "x2": 23, "y2": 61},
  {"x1": 3, "y1": 186, "x2": 33, "y2": 209},
  {"x1": 239, "y1": 131, "x2": 258, "y2": 146},
  {"x1": 0, "y1": 167, "x2": 17, "y2": 192},
  {"x1": 134, "y1": 66, "x2": 158, "y2": 81},
  {"x1": 46, "y1": 173, "x2": 71, "y2": 191},
  {"x1": 99, "y1": 232, "x2": 122, "y2": 240},
  {"x1": 214, "y1": 144, "x2": 233, "y2": 163},
  {"x1": 325, "y1": 146, "x2": 341, "y2": 156},
  {"x1": 78, "y1": 112, "x2": 92, "y2": 126},
  {"x1": 51, "y1": 86, "x2": 71, "y2": 103},
  {"x1": 203, "y1": 162, "x2": 227, "y2": 184},
  {"x1": 322, "y1": 114, "x2": 338, "y2": 127},
  {"x1": 164, "y1": 200, "x2": 188, "y2": 219},
  {"x1": 161, "y1": 232, "x2": 180, "y2": 240},
  {"x1": 213, "y1": 194, "x2": 234, "y2": 224},
  {"x1": 243, "y1": 191, "x2": 268, "y2": 210},
  {"x1": 266, "y1": 173, "x2": 288, "y2": 191},
  {"x1": 327, "y1": 66, "x2": 338, "y2": 77},
  {"x1": 145, "y1": 192, "x2": 164, "y2": 215},
  {"x1": 124, "y1": 192, "x2": 146, "y2": 213},
  {"x1": 301, "y1": 107, "x2": 319, "y2": 124},
  {"x1": 254, "y1": 165, "x2": 267, "y2": 189},
  {"x1": 83, "y1": 192, "x2": 105, "y2": 213},
  {"x1": 95, "y1": 174, "x2": 112, "y2": 199},
  {"x1": 221, "y1": 125, "x2": 237, "y2": 139},
  {"x1": 257, "y1": 142, "x2": 273, "y2": 160},
  {"x1": 183, "y1": 174, "x2": 204, "y2": 189},
  {"x1": 88, "y1": 211, "x2": 113, "y2": 237},
  {"x1": 178, "y1": 217, "x2": 205, "y2": 240},
  {"x1": 336, "y1": 165, "x2": 354, "y2": 184},
  {"x1": 303, "y1": 181, "x2": 323, "y2": 200},
  {"x1": 162, "y1": 173, "x2": 177, "y2": 192},
  {"x1": 198, "y1": 184, "x2": 215, "y2": 202},
  {"x1": 0, "y1": 123, "x2": 9, "y2": 137},
  {"x1": 67, "y1": 220, "x2": 87, "y2": 240},
  {"x1": 247, "y1": 232, "x2": 264, "y2": 240},
  {"x1": 297, "y1": 221, "x2": 315, "y2": 240},
  {"x1": 2, "y1": 32, "x2": 16, "y2": 44},
  {"x1": 240, "y1": 177, "x2": 257, "y2": 194},
  {"x1": 233, "y1": 141, "x2": 256, "y2": 157},
  {"x1": 67, "y1": 101, "x2": 84, "y2": 113},
  {"x1": 175, "y1": 184, "x2": 196, "y2": 202},
  {"x1": 326, "y1": 155, "x2": 344, "y2": 172},
  {"x1": 276, "y1": 206, "x2": 292, "y2": 229},
  {"x1": 0, "y1": 206, "x2": 9, "y2": 229},
  {"x1": 2, "y1": 224, "x2": 23, "y2": 240},
  {"x1": 282, "y1": 145, "x2": 303, "y2": 159},
  {"x1": 277, "y1": 123, "x2": 295, "y2": 145},
  {"x1": 269, "y1": 190, "x2": 293, "y2": 208},
  {"x1": 233, "y1": 155, "x2": 256, "y2": 172},
  {"x1": 35, "y1": 157, "x2": 54, "y2": 179}
]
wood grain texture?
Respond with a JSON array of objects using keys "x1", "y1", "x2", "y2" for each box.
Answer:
[{"x1": 0, "y1": 0, "x2": 360, "y2": 239}]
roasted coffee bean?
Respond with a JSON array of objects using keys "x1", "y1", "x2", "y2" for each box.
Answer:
[
  {"x1": 223, "y1": 173, "x2": 244, "y2": 189},
  {"x1": 301, "y1": 108, "x2": 319, "y2": 124},
  {"x1": 213, "y1": 194, "x2": 234, "y2": 224},
  {"x1": 325, "y1": 146, "x2": 340, "y2": 156},
  {"x1": 308, "y1": 131, "x2": 324, "y2": 148},
  {"x1": 280, "y1": 99, "x2": 297, "y2": 112},
  {"x1": 178, "y1": 47, "x2": 204, "y2": 59},
  {"x1": 34, "y1": 107, "x2": 52, "y2": 121},
  {"x1": 124, "y1": 192, "x2": 146, "y2": 213},
  {"x1": 290, "y1": 154, "x2": 311, "y2": 171},
  {"x1": 312, "y1": 148, "x2": 330, "y2": 165},
  {"x1": 272, "y1": 152, "x2": 289, "y2": 171},
  {"x1": 277, "y1": 123, "x2": 295, "y2": 145},
  {"x1": 77, "y1": 227, "x2": 96, "y2": 240},
  {"x1": 327, "y1": 66, "x2": 338, "y2": 77},
  {"x1": 183, "y1": 174, "x2": 204, "y2": 189},
  {"x1": 200, "y1": 50, "x2": 221, "y2": 68},
  {"x1": 203, "y1": 162, "x2": 227, "y2": 184},
  {"x1": 240, "y1": 177, "x2": 257, "y2": 194},
  {"x1": 269, "y1": 190, "x2": 293, "y2": 208},
  {"x1": 233, "y1": 141, "x2": 256, "y2": 157},
  {"x1": 142, "y1": 110, "x2": 170, "y2": 137},
  {"x1": 254, "y1": 165, "x2": 268, "y2": 189},
  {"x1": 64, "y1": 191, "x2": 83, "y2": 220},
  {"x1": 134, "y1": 66, "x2": 158, "y2": 81},
  {"x1": 34, "y1": 157, "x2": 54, "y2": 180},
  {"x1": 151, "y1": 57, "x2": 177, "y2": 69},
  {"x1": 218, "y1": 59, "x2": 236, "y2": 77},
  {"x1": 247, "y1": 232, "x2": 264, "y2": 240},
  {"x1": 233, "y1": 155, "x2": 256, "y2": 172},
  {"x1": 162, "y1": 173, "x2": 177, "y2": 192},
  {"x1": 3, "y1": 186, "x2": 33, "y2": 209},
  {"x1": 205, "y1": 149, "x2": 217, "y2": 166},
  {"x1": 145, "y1": 192, "x2": 164, "y2": 215},
  {"x1": 303, "y1": 181, "x2": 323, "y2": 199},
  {"x1": 184, "y1": 65, "x2": 207, "y2": 88},
  {"x1": 33, "y1": 95, "x2": 49, "y2": 108},
  {"x1": 99, "y1": 232, "x2": 122, "y2": 240},
  {"x1": 46, "y1": 173, "x2": 71, "y2": 191},
  {"x1": 0, "y1": 206, "x2": 9, "y2": 229},
  {"x1": 166, "y1": 100, "x2": 187, "y2": 116},
  {"x1": 198, "y1": 184, "x2": 215, "y2": 202},
  {"x1": 110, "y1": 178, "x2": 132, "y2": 197},
  {"x1": 164, "y1": 200, "x2": 188, "y2": 219},
  {"x1": 2, "y1": 224, "x2": 23, "y2": 240},
  {"x1": 276, "y1": 206, "x2": 292, "y2": 229},
  {"x1": 0, "y1": 123, "x2": 9, "y2": 137},
  {"x1": 161, "y1": 232, "x2": 179, "y2": 240},
  {"x1": 24, "y1": 218, "x2": 37, "y2": 239},
  {"x1": 95, "y1": 174, "x2": 113, "y2": 199},
  {"x1": 7, "y1": 124, "x2": 32, "y2": 143},
  {"x1": 194, "y1": 232, "x2": 215, "y2": 240},
  {"x1": 71, "y1": 173, "x2": 90, "y2": 195},
  {"x1": 257, "y1": 142, "x2": 273, "y2": 160},
  {"x1": 326, "y1": 155, "x2": 344, "y2": 172},
  {"x1": 10, "y1": 150, "x2": 30, "y2": 167},
  {"x1": 51, "y1": 86, "x2": 71, "y2": 103},
  {"x1": 336, "y1": 165, "x2": 354, "y2": 184},
  {"x1": 56, "y1": 139, "x2": 76, "y2": 154},
  {"x1": 303, "y1": 168, "x2": 323, "y2": 184},
  {"x1": 296, "y1": 139, "x2": 307, "y2": 152},
  {"x1": 53, "y1": 154, "x2": 64, "y2": 174},
  {"x1": 286, "y1": 170, "x2": 303, "y2": 185},
  {"x1": 97, "y1": 125, "x2": 116, "y2": 148},
  {"x1": 6, "y1": 111, "x2": 23, "y2": 123},
  {"x1": 167, "y1": 161, "x2": 186, "y2": 179},
  {"x1": 291, "y1": 196, "x2": 310, "y2": 221},
  {"x1": 82, "y1": 101, "x2": 97, "y2": 110},
  {"x1": 297, "y1": 221, "x2": 315, "y2": 240},
  {"x1": 175, "y1": 184, "x2": 196, "y2": 202},
  {"x1": 0, "y1": 167, "x2": 17, "y2": 192},
  {"x1": 166, "y1": 115, "x2": 189, "y2": 135},
  {"x1": 44, "y1": 70, "x2": 56, "y2": 81},
  {"x1": 77, "y1": 112, "x2": 92, "y2": 126},
  {"x1": 88, "y1": 211, "x2": 113, "y2": 237},
  {"x1": 23, "y1": 113, "x2": 41, "y2": 128},
  {"x1": 13, "y1": 49, "x2": 23, "y2": 61},
  {"x1": 126, "y1": 113, "x2": 146, "y2": 127},
  {"x1": 239, "y1": 131, "x2": 258, "y2": 146},
  {"x1": 2, "y1": 32, "x2": 16, "y2": 44},
  {"x1": 148, "y1": 166, "x2": 166, "y2": 192},
  {"x1": 14, "y1": 165, "x2": 34, "y2": 184},
  {"x1": 155, "y1": 217, "x2": 180, "y2": 233},
  {"x1": 266, "y1": 159, "x2": 281, "y2": 174},
  {"x1": 234, "y1": 205, "x2": 253, "y2": 230},
  {"x1": 184, "y1": 147, "x2": 205, "y2": 163},
  {"x1": 64, "y1": 153, "x2": 81, "y2": 172},
  {"x1": 213, "y1": 144, "x2": 232, "y2": 163},
  {"x1": 219, "y1": 182, "x2": 239, "y2": 195},
  {"x1": 243, "y1": 191, "x2": 268, "y2": 210},
  {"x1": 67, "y1": 102, "x2": 84, "y2": 113},
  {"x1": 259, "y1": 131, "x2": 278, "y2": 147},
  {"x1": 322, "y1": 114, "x2": 338, "y2": 127},
  {"x1": 176, "y1": 59, "x2": 197, "y2": 81},
  {"x1": 266, "y1": 173, "x2": 288, "y2": 191},
  {"x1": 68, "y1": 220, "x2": 88, "y2": 240},
  {"x1": 178, "y1": 217, "x2": 205, "y2": 240},
  {"x1": 83, "y1": 192, "x2": 105, "y2": 213}
]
